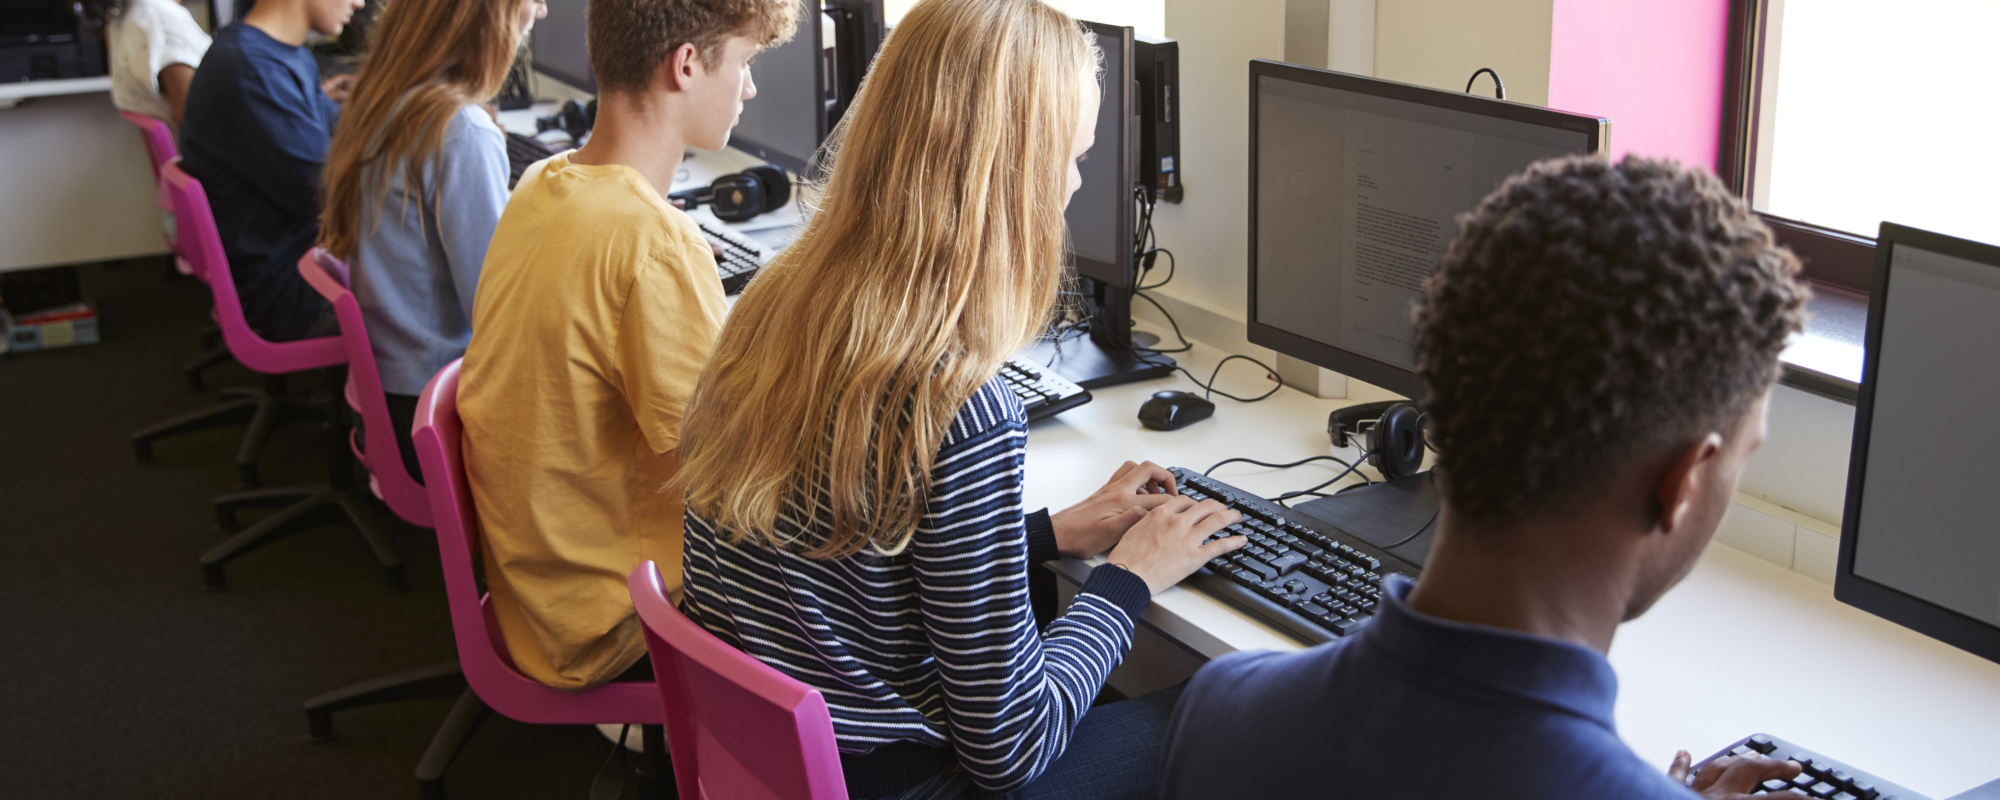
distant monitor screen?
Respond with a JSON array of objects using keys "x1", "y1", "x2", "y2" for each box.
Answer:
[
  {"x1": 1065, "y1": 22, "x2": 1131, "y2": 281},
  {"x1": 1849, "y1": 242, "x2": 2000, "y2": 627},
  {"x1": 1253, "y1": 72, "x2": 1594, "y2": 377},
  {"x1": 531, "y1": 0, "x2": 593, "y2": 92},
  {"x1": 730, "y1": 14, "x2": 826, "y2": 174}
]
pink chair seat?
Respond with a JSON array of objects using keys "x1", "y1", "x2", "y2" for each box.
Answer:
[
  {"x1": 629, "y1": 561, "x2": 848, "y2": 800},
  {"x1": 300, "y1": 249, "x2": 431, "y2": 528}
]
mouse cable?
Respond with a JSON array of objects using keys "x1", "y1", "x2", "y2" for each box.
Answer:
[
  {"x1": 1144, "y1": 353, "x2": 1283, "y2": 403},
  {"x1": 1204, "y1": 454, "x2": 1361, "y2": 478},
  {"x1": 1131, "y1": 291, "x2": 1193, "y2": 354}
]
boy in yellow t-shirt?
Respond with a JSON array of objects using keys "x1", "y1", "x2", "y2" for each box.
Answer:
[{"x1": 459, "y1": 0, "x2": 800, "y2": 691}]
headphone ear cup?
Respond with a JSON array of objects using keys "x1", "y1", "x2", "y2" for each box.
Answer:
[
  {"x1": 1367, "y1": 404, "x2": 1426, "y2": 481},
  {"x1": 707, "y1": 175, "x2": 765, "y2": 223},
  {"x1": 744, "y1": 165, "x2": 790, "y2": 212},
  {"x1": 558, "y1": 99, "x2": 590, "y2": 141}
]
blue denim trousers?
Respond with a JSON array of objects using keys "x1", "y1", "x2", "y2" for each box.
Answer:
[{"x1": 878, "y1": 682, "x2": 1185, "y2": 800}]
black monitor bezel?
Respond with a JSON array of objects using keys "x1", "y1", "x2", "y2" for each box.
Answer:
[
  {"x1": 726, "y1": 8, "x2": 827, "y2": 176},
  {"x1": 1833, "y1": 221, "x2": 2000, "y2": 666},
  {"x1": 528, "y1": 3, "x2": 595, "y2": 94},
  {"x1": 1244, "y1": 59, "x2": 1610, "y2": 400},
  {"x1": 1068, "y1": 19, "x2": 1137, "y2": 290}
]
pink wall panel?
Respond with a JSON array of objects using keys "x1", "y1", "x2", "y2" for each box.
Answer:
[{"x1": 1548, "y1": 0, "x2": 1731, "y2": 171}]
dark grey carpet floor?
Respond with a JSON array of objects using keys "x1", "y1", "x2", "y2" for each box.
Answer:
[{"x1": 0, "y1": 260, "x2": 628, "y2": 798}]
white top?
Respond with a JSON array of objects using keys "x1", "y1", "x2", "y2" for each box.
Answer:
[{"x1": 109, "y1": 0, "x2": 211, "y2": 123}]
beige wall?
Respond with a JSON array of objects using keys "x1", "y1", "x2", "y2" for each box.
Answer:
[{"x1": 1374, "y1": 0, "x2": 1553, "y2": 106}]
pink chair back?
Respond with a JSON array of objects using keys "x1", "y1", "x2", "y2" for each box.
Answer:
[
  {"x1": 412, "y1": 360, "x2": 663, "y2": 724},
  {"x1": 628, "y1": 561, "x2": 848, "y2": 800},
  {"x1": 118, "y1": 111, "x2": 194, "y2": 276},
  {"x1": 160, "y1": 160, "x2": 346, "y2": 375},
  {"x1": 298, "y1": 248, "x2": 431, "y2": 528}
]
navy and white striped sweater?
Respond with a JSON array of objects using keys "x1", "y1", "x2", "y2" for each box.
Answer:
[{"x1": 681, "y1": 378, "x2": 1152, "y2": 796}]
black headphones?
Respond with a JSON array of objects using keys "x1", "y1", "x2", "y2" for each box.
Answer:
[
  {"x1": 669, "y1": 165, "x2": 791, "y2": 222},
  {"x1": 535, "y1": 98, "x2": 598, "y2": 142},
  {"x1": 1327, "y1": 401, "x2": 1427, "y2": 481}
]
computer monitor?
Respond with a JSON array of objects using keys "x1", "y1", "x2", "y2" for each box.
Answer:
[
  {"x1": 730, "y1": 0, "x2": 884, "y2": 176},
  {"x1": 530, "y1": 0, "x2": 593, "y2": 93},
  {"x1": 1834, "y1": 223, "x2": 2000, "y2": 666},
  {"x1": 1247, "y1": 60, "x2": 1609, "y2": 399},
  {"x1": 1030, "y1": 19, "x2": 1175, "y2": 389}
]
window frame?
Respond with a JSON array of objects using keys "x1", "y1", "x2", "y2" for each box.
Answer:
[{"x1": 1719, "y1": 0, "x2": 1876, "y2": 296}]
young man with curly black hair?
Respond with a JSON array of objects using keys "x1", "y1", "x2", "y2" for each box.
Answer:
[{"x1": 1159, "y1": 155, "x2": 1814, "y2": 799}]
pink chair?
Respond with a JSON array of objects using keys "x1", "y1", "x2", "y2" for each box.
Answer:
[
  {"x1": 117, "y1": 110, "x2": 231, "y2": 389},
  {"x1": 129, "y1": 160, "x2": 401, "y2": 590},
  {"x1": 629, "y1": 561, "x2": 849, "y2": 800},
  {"x1": 130, "y1": 159, "x2": 345, "y2": 488},
  {"x1": 297, "y1": 248, "x2": 430, "y2": 527},
  {"x1": 308, "y1": 359, "x2": 666, "y2": 799}
]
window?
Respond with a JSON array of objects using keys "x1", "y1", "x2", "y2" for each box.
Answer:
[{"x1": 1725, "y1": 0, "x2": 2000, "y2": 289}]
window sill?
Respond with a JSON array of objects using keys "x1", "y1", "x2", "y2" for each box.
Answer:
[{"x1": 1778, "y1": 281, "x2": 1866, "y2": 405}]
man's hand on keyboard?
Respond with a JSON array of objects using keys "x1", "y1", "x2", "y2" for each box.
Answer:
[
  {"x1": 1051, "y1": 461, "x2": 1181, "y2": 559},
  {"x1": 1670, "y1": 750, "x2": 1810, "y2": 799}
]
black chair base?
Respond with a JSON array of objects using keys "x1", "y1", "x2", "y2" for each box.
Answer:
[
  {"x1": 183, "y1": 341, "x2": 231, "y2": 392},
  {"x1": 205, "y1": 484, "x2": 404, "y2": 590},
  {"x1": 131, "y1": 372, "x2": 321, "y2": 487},
  {"x1": 308, "y1": 668, "x2": 673, "y2": 800}
]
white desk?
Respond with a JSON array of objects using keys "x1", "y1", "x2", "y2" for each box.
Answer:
[{"x1": 1025, "y1": 330, "x2": 2000, "y2": 799}]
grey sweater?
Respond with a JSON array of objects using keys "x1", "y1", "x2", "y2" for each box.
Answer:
[{"x1": 351, "y1": 104, "x2": 511, "y2": 395}]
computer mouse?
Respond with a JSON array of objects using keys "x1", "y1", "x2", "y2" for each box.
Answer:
[{"x1": 1138, "y1": 391, "x2": 1215, "y2": 431}]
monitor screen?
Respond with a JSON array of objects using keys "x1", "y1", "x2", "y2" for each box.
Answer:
[
  {"x1": 729, "y1": 11, "x2": 827, "y2": 176},
  {"x1": 1836, "y1": 224, "x2": 2000, "y2": 665},
  {"x1": 1247, "y1": 61, "x2": 1607, "y2": 398},
  {"x1": 1065, "y1": 21, "x2": 1135, "y2": 288},
  {"x1": 530, "y1": 0, "x2": 593, "y2": 92}
]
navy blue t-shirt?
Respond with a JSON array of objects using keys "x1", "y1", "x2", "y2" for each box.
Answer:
[
  {"x1": 1160, "y1": 577, "x2": 1697, "y2": 799},
  {"x1": 179, "y1": 23, "x2": 338, "y2": 342}
]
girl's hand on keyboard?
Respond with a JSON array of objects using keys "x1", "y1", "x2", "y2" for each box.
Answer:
[
  {"x1": 1051, "y1": 461, "x2": 1182, "y2": 558},
  {"x1": 1106, "y1": 497, "x2": 1246, "y2": 595}
]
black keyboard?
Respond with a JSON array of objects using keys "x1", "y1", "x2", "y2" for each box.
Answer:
[
  {"x1": 1696, "y1": 734, "x2": 1932, "y2": 800},
  {"x1": 505, "y1": 131, "x2": 560, "y2": 189},
  {"x1": 1170, "y1": 467, "x2": 1420, "y2": 645},
  {"x1": 698, "y1": 221, "x2": 768, "y2": 295},
  {"x1": 1001, "y1": 358, "x2": 1091, "y2": 422}
]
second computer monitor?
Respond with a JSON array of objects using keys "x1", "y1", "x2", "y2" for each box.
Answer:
[
  {"x1": 1067, "y1": 20, "x2": 1137, "y2": 289},
  {"x1": 530, "y1": 0, "x2": 593, "y2": 92},
  {"x1": 1248, "y1": 60, "x2": 1608, "y2": 399},
  {"x1": 730, "y1": 0, "x2": 886, "y2": 176}
]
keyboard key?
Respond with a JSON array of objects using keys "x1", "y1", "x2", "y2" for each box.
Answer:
[
  {"x1": 1267, "y1": 552, "x2": 1308, "y2": 572},
  {"x1": 1833, "y1": 794, "x2": 1858, "y2": 800},
  {"x1": 1299, "y1": 603, "x2": 1329, "y2": 618},
  {"x1": 1829, "y1": 770, "x2": 1852, "y2": 786},
  {"x1": 1330, "y1": 618, "x2": 1361, "y2": 635},
  {"x1": 1791, "y1": 773, "x2": 1816, "y2": 790},
  {"x1": 1811, "y1": 782, "x2": 1838, "y2": 798},
  {"x1": 1239, "y1": 560, "x2": 1279, "y2": 581},
  {"x1": 1748, "y1": 734, "x2": 1776, "y2": 754},
  {"x1": 1731, "y1": 745, "x2": 1753, "y2": 757},
  {"x1": 1849, "y1": 780, "x2": 1876, "y2": 800},
  {"x1": 1762, "y1": 780, "x2": 1792, "y2": 792}
]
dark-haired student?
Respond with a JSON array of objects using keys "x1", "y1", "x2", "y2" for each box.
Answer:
[
  {"x1": 318, "y1": 0, "x2": 545, "y2": 480},
  {"x1": 1159, "y1": 155, "x2": 1817, "y2": 799},
  {"x1": 180, "y1": 0, "x2": 364, "y2": 342}
]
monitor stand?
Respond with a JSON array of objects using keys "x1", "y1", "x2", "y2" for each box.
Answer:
[
  {"x1": 1025, "y1": 279, "x2": 1177, "y2": 389},
  {"x1": 1024, "y1": 330, "x2": 1175, "y2": 390},
  {"x1": 1289, "y1": 470, "x2": 1441, "y2": 568}
]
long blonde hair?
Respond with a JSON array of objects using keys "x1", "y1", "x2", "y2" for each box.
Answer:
[
  {"x1": 679, "y1": 0, "x2": 1099, "y2": 559},
  {"x1": 319, "y1": 0, "x2": 525, "y2": 259}
]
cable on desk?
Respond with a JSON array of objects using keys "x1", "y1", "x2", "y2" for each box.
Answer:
[
  {"x1": 1379, "y1": 473, "x2": 1443, "y2": 551},
  {"x1": 1272, "y1": 450, "x2": 1374, "y2": 505},
  {"x1": 1153, "y1": 354, "x2": 1284, "y2": 403},
  {"x1": 1204, "y1": 454, "x2": 1363, "y2": 478}
]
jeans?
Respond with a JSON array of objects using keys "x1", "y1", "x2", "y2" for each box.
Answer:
[{"x1": 879, "y1": 682, "x2": 1185, "y2": 800}]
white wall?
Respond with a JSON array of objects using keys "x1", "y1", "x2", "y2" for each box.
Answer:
[
  {"x1": 0, "y1": 92, "x2": 165, "y2": 272},
  {"x1": 1374, "y1": 0, "x2": 1552, "y2": 105}
]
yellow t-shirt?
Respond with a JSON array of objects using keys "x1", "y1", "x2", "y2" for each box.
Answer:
[{"x1": 459, "y1": 153, "x2": 726, "y2": 690}]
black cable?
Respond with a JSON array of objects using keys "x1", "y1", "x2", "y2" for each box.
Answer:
[
  {"x1": 1136, "y1": 248, "x2": 1175, "y2": 290},
  {"x1": 1156, "y1": 354, "x2": 1283, "y2": 403},
  {"x1": 1273, "y1": 450, "x2": 1374, "y2": 504},
  {"x1": 1130, "y1": 291, "x2": 1193, "y2": 354},
  {"x1": 1379, "y1": 473, "x2": 1442, "y2": 551},
  {"x1": 1465, "y1": 67, "x2": 1506, "y2": 100},
  {"x1": 1204, "y1": 454, "x2": 1358, "y2": 477}
]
